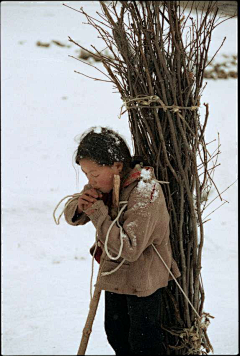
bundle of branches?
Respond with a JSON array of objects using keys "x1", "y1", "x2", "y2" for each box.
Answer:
[{"x1": 64, "y1": 1, "x2": 234, "y2": 354}]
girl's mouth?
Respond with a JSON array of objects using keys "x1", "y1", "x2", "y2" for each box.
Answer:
[{"x1": 95, "y1": 188, "x2": 103, "y2": 194}]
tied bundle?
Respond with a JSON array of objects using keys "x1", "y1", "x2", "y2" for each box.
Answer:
[{"x1": 64, "y1": 1, "x2": 235, "y2": 354}]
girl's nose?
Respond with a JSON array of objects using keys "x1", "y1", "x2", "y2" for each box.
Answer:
[{"x1": 89, "y1": 178, "x2": 97, "y2": 187}]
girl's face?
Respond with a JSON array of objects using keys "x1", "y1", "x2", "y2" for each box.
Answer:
[{"x1": 79, "y1": 159, "x2": 123, "y2": 193}]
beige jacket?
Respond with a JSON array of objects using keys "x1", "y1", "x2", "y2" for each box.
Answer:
[{"x1": 64, "y1": 165, "x2": 181, "y2": 297}]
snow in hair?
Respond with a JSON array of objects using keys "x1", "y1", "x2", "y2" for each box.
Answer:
[{"x1": 75, "y1": 126, "x2": 132, "y2": 168}]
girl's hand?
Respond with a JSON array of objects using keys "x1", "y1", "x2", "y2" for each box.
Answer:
[
  {"x1": 77, "y1": 188, "x2": 102, "y2": 214},
  {"x1": 83, "y1": 202, "x2": 96, "y2": 216}
]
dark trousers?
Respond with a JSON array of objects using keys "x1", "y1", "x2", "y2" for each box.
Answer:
[{"x1": 104, "y1": 288, "x2": 165, "y2": 355}]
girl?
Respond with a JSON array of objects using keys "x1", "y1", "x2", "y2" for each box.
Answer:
[{"x1": 63, "y1": 126, "x2": 181, "y2": 355}]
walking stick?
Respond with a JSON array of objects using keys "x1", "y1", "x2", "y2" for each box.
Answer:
[
  {"x1": 77, "y1": 283, "x2": 102, "y2": 355},
  {"x1": 77, "y1": 174, "x2": 121, "y2": 355}
]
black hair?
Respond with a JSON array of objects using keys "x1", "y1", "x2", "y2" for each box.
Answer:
[
  {"x1": 75, "y1": 127, "x2": 132, "y2": 172},
  {"x1": 75, "y1": 126, "x2": 151, "y2": 174}
]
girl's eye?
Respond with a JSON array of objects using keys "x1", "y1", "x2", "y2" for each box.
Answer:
[{"x1": 82, "y1": 171, "x2": 99, "y2": 178}]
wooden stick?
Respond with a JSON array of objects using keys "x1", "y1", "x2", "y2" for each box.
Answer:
[
  {"x1": 77, "y1": 284, "x2": 102, "y2": 355},
  {"x1": 112, "y1": 174, "x2": 120, "y2": 208}
]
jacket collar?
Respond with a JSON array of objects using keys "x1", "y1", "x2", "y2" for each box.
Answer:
[{"x1": 122, "y1": 164, "x2": 155, "y2": 188}]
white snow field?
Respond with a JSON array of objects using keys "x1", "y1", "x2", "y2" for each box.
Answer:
[{"x1": 2, "y1": 1, "x2": 238, "y2": 355}]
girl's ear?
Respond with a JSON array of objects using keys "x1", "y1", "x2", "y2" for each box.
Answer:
[{"x1": 112, "y1": 162, "x2": 123, "y2": 173}]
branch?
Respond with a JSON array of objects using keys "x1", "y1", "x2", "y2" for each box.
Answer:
[
  {"x1": 203, "y1": 201, "x2": 229, "y2": 221},
  {"x1": 74, "y1": 70, "x2": 112, "y2": 83},
  {"x1": 68, "y1": 55, "x2": 113, "y2": 81},
  {"x1": 204, "y1": 36, "x2": 226, "y2": 69},
  {"x1": 203, "y1": 179, "x2": 238, "y2": 210}
]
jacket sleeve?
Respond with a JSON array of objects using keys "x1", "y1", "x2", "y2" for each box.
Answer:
[
  {"x1": 85, "y1": 182, "x2": 169, "y2": 262},
  {"x1": 63, "y1": 184, "x2": 91, "y2": 226}
]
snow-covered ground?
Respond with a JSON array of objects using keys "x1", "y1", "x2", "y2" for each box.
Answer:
[{"x1": 2, "y1": 1, "x2": 238, "y2": 355}]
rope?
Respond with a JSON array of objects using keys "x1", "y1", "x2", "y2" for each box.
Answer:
[
  {"x1": 101, "y1": 258, "x2": 126, "y2": 277},
  {"x1": 119, "y1": 95, "x2": 199, "y2": 118},
  {"x1": 160, "y1": 311, "x2": 214, "y2": 354},
  {"x1": 151, "y1": 244, "x2": 201, "y2": 319},
  {"x1": 101, "y1": 201, "x2": 128, "y2": 277},
  {"x1": 103, "y1": 202, "x2": 128, "y2": 260},
  {"x1": 53, "y1": 193, "x2": 81, "y2": 225},
  {"x1": 88, "y1": 201, "x2": 128, "y2": 300}
]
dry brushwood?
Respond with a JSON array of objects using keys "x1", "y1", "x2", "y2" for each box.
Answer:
[{"x1": 64, "y1": 1, "x2": 236, "y2": 354}]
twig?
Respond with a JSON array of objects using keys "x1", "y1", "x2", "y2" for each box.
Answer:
[
  {"x1": 68, "y1": 55, "x2": 113, "y2": 81},
  {"x1": 63, "y1": 3, "x2": 82, "y2": 14},
  {"x1": 204, "y1": 36, "x2": 226, "y2": 69},
  {"x1": 203, "y1": 201, "x2": 229, "y2": 221},
  {"x1": 203, "y1": 179, "x2": 238, "y2": 210},
  {"x1": 74, "y1": 70, "x2": 113, "y2": 83}
]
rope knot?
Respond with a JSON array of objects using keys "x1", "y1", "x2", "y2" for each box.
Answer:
[{"x1": 171, "y1": 105, "x2": 180, "y2": 113}]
